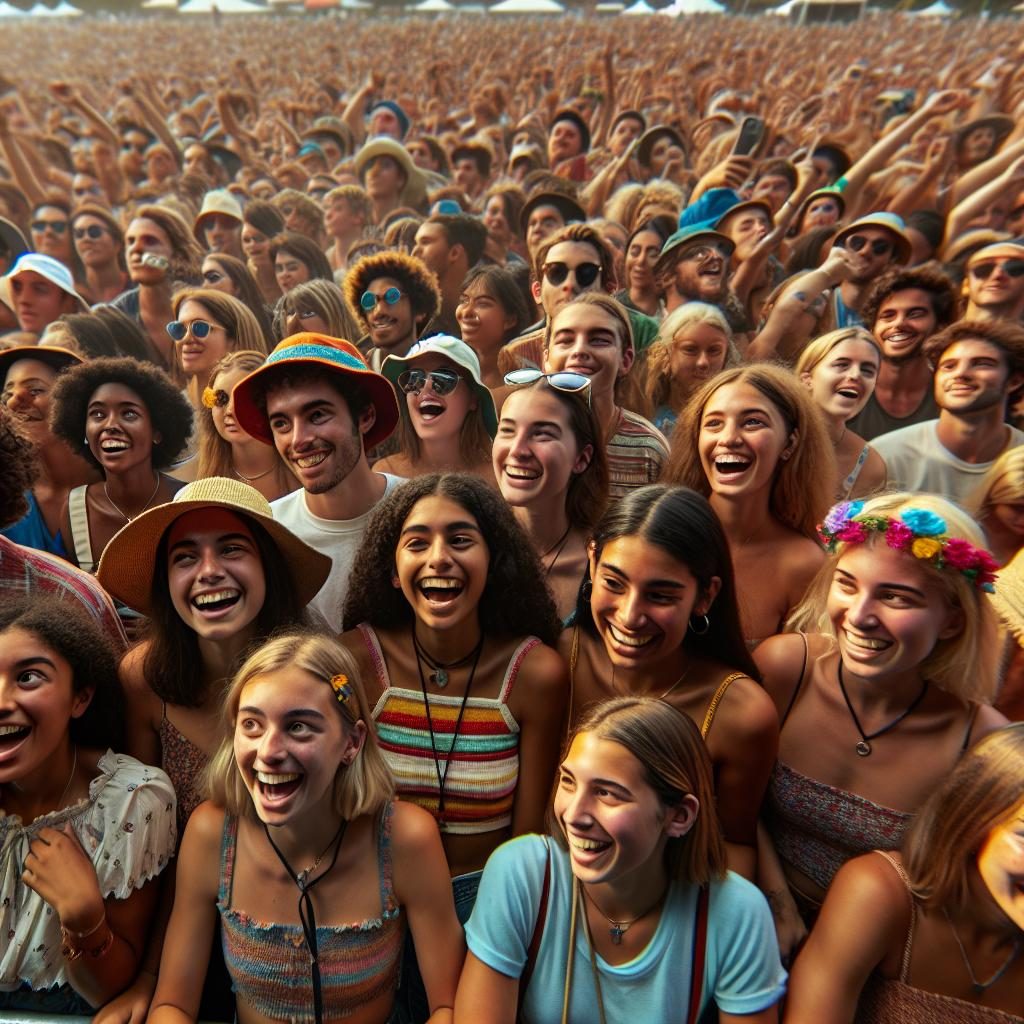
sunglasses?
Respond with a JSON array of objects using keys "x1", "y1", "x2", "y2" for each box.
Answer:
[
  {"x1": 397, "y1": 368, "x2": 461, "y2": 396},
  {"x1": 121, "y1": 141, "x2": 147, "y2": 154},
  {"x1": 73, "y1": 224, "x2": 109, "y2": 241},
  {"x1": 166, "y1": 319, "x2": 223, "y2": 342},
  {"x1": 679, "y1": 244, "x2": 727, "y2": 263},
  {"x1": 504, "y1": 368, "x2": 592, "y2": 404},
  {"x1": 542, "y1": 261, "x2": 601, "y2": 288},
  {"x1": 31, "y1": 220, "x2": 67, "y2": 235},
  {"x1": 844, "y1": 235, "x2": 893, "y2": 257},
  {"x1": 202, "y1": 387, "x2": 230, "y2": 409},
  {"x1": 970, "y1": 259, "x2": 1024, "y2": 280},
  {"x1": 360, "y1": 287, "x2": 403, "y2": 311}
]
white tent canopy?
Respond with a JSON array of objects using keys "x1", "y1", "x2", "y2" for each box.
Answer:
[
  {"x1": 490, "y1": 0, "x2": 564, "y2": 11},
  {"x1": 663, "y1": 0, "x2": 724, "y2": 12},
  {"x1": 0, "y1": 3, "x2": 25, "y2": 15},
  {"x1": 179, "y1": 0, "x2": 266, "y2": 12},
  {"x1": 415, "y1": 0, "x2": 455, "y2": 8},
  {"x1": 913, "y1": 0, "x2": 952, "y2": 13},
  {"x1": 623, "y1": 0, "x2": 655, "y2": 12}
]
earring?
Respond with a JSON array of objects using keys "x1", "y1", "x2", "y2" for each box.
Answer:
[
  {"x1": 689, "y1": 613, "x2": 710, "y2": 635},
  {"x1": 391, "y1": 575, "x2": 401, "y2": 588}
]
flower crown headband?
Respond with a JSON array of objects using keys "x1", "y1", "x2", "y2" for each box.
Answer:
[{"x1": 817, "y1": 501, "x2": 998, "y2": 594}]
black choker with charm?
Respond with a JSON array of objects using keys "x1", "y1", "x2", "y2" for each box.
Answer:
[{"x1": 411, "y1": 629, "x2": 484, "y2": 688}]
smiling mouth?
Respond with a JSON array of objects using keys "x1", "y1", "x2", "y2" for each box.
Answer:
[
  {"x1": 608, "y1": 623, "x2": 654, "y2": 648},
  {"x1": 713, "y1": 454, "x2": 751, "y2": 475},
  {"x1": 418, "y1": 577, "x2": 464, "y2": 603},
  {"x1": 568, "y1": 834, "x2": 611, "y2": 852},
  {"x1": 192, "y1": 589, "x2": 240, "y2": 612},
  {"x1": 836, "y1": 387, "x2": 861, "y2": 400},
  {"x1": 418, "y1": 400, "x2": 446, "y2": 421},
  {"x1": 844, "y1": 631, "x2": 891, "y2": 651},
  {"x1": 0, "y1": 723, "x2": 30, "y2": 749},
  {"x1": 100, "y1": 437, "x2": 130, "y2": 452},
  {"x1": 504, "y1": 464, "x2": 540, "y2": 480},
  {"x1": 294, "y1": 451, "x2": 329, "y2": 469},
  {"x1": 256, "y1": 770, "x2": 302, "y2": 800}
]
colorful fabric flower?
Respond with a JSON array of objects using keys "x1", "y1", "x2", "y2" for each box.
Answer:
[
  {"x1": 900, "y1": 508, "x2": 947, "y2": 537},
  {"x1": 911, "y1": 537, "x2": 943, "y2": 561},
  {"x1": 942, "y1": 538, "x2": 979, "y2": 570},
  {"x1": 823, "y1": 500, "x2": 863, "y2": 534},
  {"x1": 885, "y1": 520, "x2": 914, "y2": 550},
  {"x1": 837, "y1": 522, "x2": 867, "y2": 543}
]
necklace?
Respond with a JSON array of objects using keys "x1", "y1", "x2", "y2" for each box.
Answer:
[
  {"x1": 233, "y1": 464, "x2": 276, "y2": 483},
  {"x1": 610, "y1": 663, "x2": 689, "y2": 702},
  {"x1": 413, "y1": 624, "x2": 484, "y2": 822},
  {"x1": 833, "y1": 425, "x2": 847, "y2": 448},
  {"x1": 943, "y1": 908, "x2": 1021, "y2": 995},
  {"x1": 411, "y1": 628, "x2": 484, "y2": 689},
  {"x1": 837, "y1": 660, "x2": 929, "y2": 756},
  {"x1": 582, "y1": 882, "x2": 666, "y2": 945},
  {"x1": 541, "y1": 524, "x2": 573, "y2": 578},
  {"x1": 57, "y1": 745, "x2": 77, "y2": 807},
  {"x1": 103, "y1": 473, "x2": 162, "y2": 523}
]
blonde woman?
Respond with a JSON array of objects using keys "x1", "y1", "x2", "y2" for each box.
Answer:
[
  {"x1": 795, "y1": 328, "x2": 887, "y2": 500},
  {"x1": 967, "y1": 446, "x2": 1024, "y2": 566}
]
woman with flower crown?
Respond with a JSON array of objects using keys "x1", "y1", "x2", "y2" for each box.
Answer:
[{"x1": 752, "y1": 492, "x2": 1008, "y2": 959}]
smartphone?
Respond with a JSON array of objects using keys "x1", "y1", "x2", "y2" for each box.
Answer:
[{"x1": 732, "y1": 116, "x2": 766, "y2": 158}]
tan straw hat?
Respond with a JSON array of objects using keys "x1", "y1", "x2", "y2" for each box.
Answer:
[{"x1": 97, "y1": 476, "x2": 331, "y2": 615}]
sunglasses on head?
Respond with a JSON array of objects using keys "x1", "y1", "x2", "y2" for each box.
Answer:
[
  {"x1": 844, "y1": 235, "x2": 893, "y2": 257},
  {"x1": 32, "y1": 220, "x2": 67, "y2": 235},
  {"x1": 166, "y1": 319, "x2": 222, "y2": 342},
  {"x1": 73, "y1": 224, "x2": 108, "y2": 241},
  {"x1": 360, "y1": 286, "x2": 403, "y2": 311},
  {"x1": 970, "y1": 259, "x2": 1024, "y2": 280},
  {"x1": 542, "y1": 261, "x2": 601, "y2": 288},
  {"x1": 504, "y1": 368, "x2": 592, "y2": 404},
  {"x1": 397, "y1": 368, "x2": 461, "y2": 396},
  {"x1": 202, "y1": 387, "x2": 230, "y2": 409}
]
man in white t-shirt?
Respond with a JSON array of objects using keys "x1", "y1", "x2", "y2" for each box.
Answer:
[
  {"x1": 233, "y1": 333, "x2": 403, "y2": 630},
  {"x1": 873, "y1": 318, "x2": 1024, "y2": 504}
]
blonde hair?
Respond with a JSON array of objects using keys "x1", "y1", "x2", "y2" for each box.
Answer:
[
  {"x1": 172, "y1": 287, "x2": 270, "y2": 357},
  {"x1": 204, "y1": 632, "x2": 394, "y2": 821},
  {"x1": 787, "y1": 492, "x2": 1001, "y2": 700},
  {"x1": 277, "y1": 279, "x2": 362, "y2": 344},
  {"x1": 665, "y1": 364, "x2": 835, "y2": 539},
  {"x1": 794, "y1": 327, "x2": 880, "y2": 378},
  {"x1": 551, "y1": 697, "x2": 727, "y2": 886},
  {"x1": 903, "y1": 724, "x2": 1024, "y2": 909},
  {"x1": 966, "y1": 446, "x2": 1024, "y2": 520}
]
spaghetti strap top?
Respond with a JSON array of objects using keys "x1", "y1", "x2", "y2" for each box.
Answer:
[
  {"x1": 700, "y1": 673, "x2": 744, "y2": 739},
  {"x1": 158, "y1": 702, "x2": 208, "y2": 836},
  {"x1": 840, "y1": 444, "x2": 872, "y2": 500},
  {"x1": 67, "y1": 485, "x2": 95, "y2": 573},
  {"x1": 217, "y1": 806, "x2": 404, "y2": 1022}
]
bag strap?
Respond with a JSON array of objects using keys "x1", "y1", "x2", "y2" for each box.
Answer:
[
  {"x1": 686, "y1": 886, "x2": 711, "y2": 1024},
  {"x1": 518, "y1": 838, "x2": 552, "y2": 1019}
]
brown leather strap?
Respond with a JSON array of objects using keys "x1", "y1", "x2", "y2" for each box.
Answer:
[
  {"x1": 686, "y1": 886, "x2": 711, "y2": 1024},
  {"x1": 519, "y1": 840, "x2": 551, "y2": 1018}
]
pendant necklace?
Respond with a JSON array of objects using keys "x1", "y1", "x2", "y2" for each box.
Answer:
[
  {"x1": 234, "y1": 464, "x2": 276, "y2": 483},
  {"x1": 104, "y1": 472, "x2": 162, "y2": 523},
  {"x1": 412, "y1": 628, "x2": 484, "y2": 689},
  {"x1": 943, "y1": 908, "x2": 1021, "y2": 995},
  {"x1": 541, "y1": 524, "x2": 572, "y2": 578},
  {"x1": 582, "y1": 881, "x2": 666, "y2": 945},
  {"x1": 837, "y1": 659, "x2": 929, "y2": 757}
]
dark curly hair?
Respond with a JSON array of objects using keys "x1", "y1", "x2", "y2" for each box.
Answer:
[
  {"x1": 342, "y1": 473, "x2": 561, "y2": 646},
  {"x1": 49, "y1": 357, "x2": 194, "y2": 471},
  {"x1": 342, "y1": 250, "x2": 441, "y2": 331},
  {"x1": 0, "y1": 593, "x2": 124, "y2": 751},
  {"x1": 0, "y1": 410, "x2": 36, "y2": 528},
  {"x1": 860, "y1": 262, "x2": 959, "y2": 334}
]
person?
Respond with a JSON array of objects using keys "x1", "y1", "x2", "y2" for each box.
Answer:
[
  {"x1": 240, "y1": 199, "x2": 285, "y2": 305},
  {"x1": 324, "y1": 185, "x2": 371, "y2": 277},
  {"x1": 29, "y1": 200, "x2": 77, "y2": 276},
  {"x1": 755, "y1": 493, "x2": 1007, "y2": 950},
  {"x1": 480, "y1": 184, "x2": 526, "y2": 267},
  {"x1": 353, "y1": 135, "x2": 428, "y2": 225},
  {"x1": 617, "y1": 215, "x2": 675, "y2": 320},
  {"x1": 543, "y1": 293, "x2": 668, "y2": 499},
  {"x1": 873, "y1": 319, "x2": 1024, "y2": 505},
  {"x1": 44, "y1": 307, "x2": 162, "y2": 364},
  {"x1": 275, "y1": 277, "x2": 362, "y2": 344},
  {"x1": 231, "y1": 333, "x2": 402, "y2": 631},
  {"x1": 169, "y1": 286, "x2": 269, "y2": 409},
  {"x1": 196, "y1": 351, "x2": 298, "y2": 502},
  {"x1": 519, "y1": 190, "x2": 586, "y2": 259},
  {"x1": 0, "y1": 252, "x2": 89, "y2": 338},
  {"x1": 412, "y1": 214, "x2": 489, "y2": 337},
  {"x1": 376, "y1": 335, "x2": 497, "y2": 481},
  {"x1": 962, "y1": 242, "x2": 1024, "y2": 323},
  {"x1": 785, "y1": 724, "x2": 1024, "y2": 1022},
  {"x1": 665, "y1": 364, "x2": 833, "y2": 645},
  {"x1": 967, "y1": 446, "x2": 1024, "y2": 567},
  {"x1": 795, "y1": 328, "x2": 887, "y2": 500},
  {"x1": 456, "y1": 264, "x2": 532, "y2": 390},
  {"x1": 654, "y1": 223, "x2": 735, "y2": 318},
  {"x1": 494, "y1": 371, "x2": 608, "y2": 621},
  {"x1": 70, "y1": 204, "x2": 129, "y2": 304},
  {"x1": 829, "y1": 214, "x2": 913, "y2": 329},
  {"x1": 269, "y1": 232, "x2": 334, "y2": 297},
  {"x1": 197, "y1": 252, "x2": 276, "y2": 344},
  {"x1": 847, "y1": 265, "x2": 958, "y2": 441},
  {"x1": 49, "y1": 357, "x2": 193, "y2": 573},
  {"x1": 149, "y1": 631, "x2": 464, "y2": 1024},
  {"x1": 0, "y1": 594, "x2": 175, "y2": 1014},
  {"x1": 563, "y1": 484, "x2": 777, "y2": 878},
  {"x1": 193, "y1": 190, "x2": 243, "y2": 260},
  {"x1": 451, "y1": 140, "x2": 492, "y2": 202},
  {"x1": 454, "y1": 696, "x2": 786, "y2": 1023}
]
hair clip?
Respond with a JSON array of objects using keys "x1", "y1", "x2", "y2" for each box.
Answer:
[
  {"x1": 330, "y1": 673, "x2": 353, "y2": 705},
  {"x1": 202, "y1": 386, "x2": 229, "y2": 409}
]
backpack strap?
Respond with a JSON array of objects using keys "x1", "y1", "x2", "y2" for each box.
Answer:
[
  {"x1": 686, "y1": 886, "x2": 711, "y2": 1024},
  {"x1": 518, "y1": 838, "x2": 552, "y2": 1019}
]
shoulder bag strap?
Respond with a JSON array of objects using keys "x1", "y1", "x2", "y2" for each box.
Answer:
[
  {"x1": 518, "y1": 838, "x2": 552, "y2": 1020},
  {"x1": 686, "y1": 886, "x2": 711, "y2": 1024}
]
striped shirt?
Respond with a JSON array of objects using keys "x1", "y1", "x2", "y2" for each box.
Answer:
[{"x1": 607, "y1": 408, "x2": 669, "y2": 499}]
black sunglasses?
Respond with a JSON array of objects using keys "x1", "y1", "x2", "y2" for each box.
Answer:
[
  {"x1": 542, "y1": 261, "x2": 601, "y2": 288},
  {"x1": 845, "y1": 235, "x2": 893, "y2": 257},
  {"x1": 73, "y1": 224, "x2": 109, "y2": 241},
  {"x1": 970, "y1": 259, "x2": 1024, "y2": 280},
  {"x1": 32, "y1": 220, "x2": 67, "y2": 235},
  {"x1": 397, "y1": 368, "x2": 461, "y2": 396}
]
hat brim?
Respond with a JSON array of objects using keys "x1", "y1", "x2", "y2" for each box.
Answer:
[
  {"x1": 355, "y1": 141, "x2": 427, "y2": 208},
  {"x1": 836, "y1": 219, "x2": 912, "y2": 266},
  {"x1": 96, "y1": 497, "x2": 333, "y2": 616},
  {"x1": 658, "y1": 228, "x2": 735, "y2": 269},
  {"x1": 637, "y1": 127, "x2": 686, "y2": 169},
  {"x1": 519, "y1": 192, "x2": 586, "y2": 235},
  {"x1": 0, "y1": 345, "x2": 82, "y2": 382}
]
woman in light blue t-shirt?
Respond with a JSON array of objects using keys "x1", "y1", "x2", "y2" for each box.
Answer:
[{"x1": 455, "y1": 696, "x2": 786, "y2": 1024}]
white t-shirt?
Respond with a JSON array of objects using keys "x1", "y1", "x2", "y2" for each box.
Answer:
[
  {"x1": 272, "y1": 473, "x2": 403, "y2": 631},
  {"x1": 872, "y1": 419, "x2": 1024, "y2": 505}
]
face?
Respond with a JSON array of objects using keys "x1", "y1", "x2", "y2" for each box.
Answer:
[
  {"x1": 174, "y1": 299, "x2": 232, "y2": 379},
  {"x1": 10, "y1": 272, "x2": 76, "y2": 334},
  {"x1": 324, "y1": 197, "x2": 359, "y2": 239},
  {"x1": 147, "y1": 147, "x2": 176, "y2": 182},
  {"x1": 72, "y1": 214, "x2": 118, "y2": 269},
  {"x1": 751, "y1": 174, "x2": 792, "y2": 213},
  {"x1": 394, "y1": 494, "x2": 489, "y2": 631},
  {"x1": 31, "y1": 205, "x2": 71, "y2": 262},
  {"x1": 0, "y1": 626, "x2": 91, "y2": 786},
  {"x1": 2, "y1": 358, "x2": 58, "y2": 444},
  {"x1": 609, "y1": 116, "x2": 644, "y2": 157},
  {"x1": 363, "y1": 155, "x2": 405, "y2": 201},
  {"x1": 457, "y1": 278, "x2": 516, "y2": 355},
  {"x1": 720, "y1": 209, "x2": 771, "y2": 263},
  {"x1": 493, "y1": 386, "x2": 590, "y2": 509},
  {"x1": 266, "y1": 378, "x2": 366, "y2": 494},
  {"x1": 828, "y1": 542, "x2": 962, "y2": 679},
  {"x1": 526, "y1": 204, "x2": 566, "y2": 255},
  {"x1": 698, "y1": 381, "x2": 793, "y2": 498},
  {"x1": 201, "y1": 257, "x2": 236, "y2": 296},
  {"x1": 203, "y1": 214, "x2": 242, "y2": 256},
  {"x1": 403, "y1": 352, "x2": 476, "y2": 444},
  {"x1": 369, "y1": 107, "x2": 402, "y2": 139},
  {"x1": 483, "y1": 196, "x2": 511, "y2": 245},
  {"x1": 274, "y1": 250, "x2": 312, "y2": 294},
  {"x1": 872, "y1": 288, "x2": 938, "y2": 363},
  {"x1": 548, "y1": 119, "x2": 584, "y2": 166},
  {"x1": 407, "y1": 140, "x2": 438, "y2": 171},
  {"x1": 183, "y1": 143, "x2": 211, "y2": 178},
  {"x1": 624, "y1": 229, "x2": 663, "y2": 295},
  {"x1": 453, "y1": 158, "x2": 483, "y2": 195},
  {"x1": 804, "y1": 196, "x2": 841, "y2": 229},
  {"x1": 934, "y1": 339, "x2": 1016, "y2": 416},
  {"x1": 125, "y1": 217, "x2": 173, "y2": 285},
  {"x1": 210, "y1": 365, "x2": 255, "y2": 445},
  {"x1": 963, "y1": 125, "x2": 998, "y2": 165},
  {"x1": 648, "y1": 136, "x2": 685, "y2": 178},
  {"x1": 990, "y1": 500, "x2": 1024, "y2": 539},
  {"x1": 976, "y1": 806, "x2": 1024, "y2": 930},
  {"x1": 803, "y1": 337, "x2": 880, "y2": 421},
  {"x1": 72, "y1": 173, "x2": 104, "y2": 204},
  {"x1": 250, "y1": 178, "x2": 277, "y2": 202},
  {"x1": 535, "y1": 240, "x2": 605, "y2": 320},
  {"x1": 545, "y1": 302, "x2": 633, "y2": 401},
  {"x1": 167, "y1": 509, "x2": 266, "y2": 642},
  {"x1": 120, "y1": 131, "x2": 149, "y2": 178},
  {"x1": 667, "y1": 322, "x2": 729, "y2": 399},
  {"x1": 412, "y1": 222, "x2": 453, "y2": 279},
  {"x1": 363, "y1": 275, "x2": 416, "y2": 353},
  {"x1": 842, "y1": 227, "x2": 899, "y2": 284},
  {"x1": 663, "y1": 241, "x2": 730, "y2": 303},
  {"x1": 284, "y1": 300, "x2": 330, "y2": 337},
  {"x1": 234, "y1": 668, "x2": 359, "y2": 826},
  {"x1": 967, "y1": 255, "x2": 1024, "y2": 314},
  {"x1": 85, "y1": 381, "x2": 160, "y2": 476},
  {"x1": 242, "y1": 224, "x2": 270, "y2": 262}
]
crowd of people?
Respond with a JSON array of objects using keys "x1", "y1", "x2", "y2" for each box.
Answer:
[{"x1": 2, "y1": 8, "x2": 1024, "y2": 1023}]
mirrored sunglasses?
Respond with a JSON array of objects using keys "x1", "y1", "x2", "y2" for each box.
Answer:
[
  {"x1": 360, "y1": 286, "x2": 403, "y2": 310},
  {"x1": 166, "y1": 319, "x2": 221, "y2": 342},
  {"x1": 73, "y1": 224, "x2": 109, "y2": 241},
  {"x1": 504, "y1": 368, "x2": 592, "y2": 404},
  {"x1": 397, "y1": 368, "x2": 461, "y2": 396},
  {"x1": 970, "y1": 259, "x2": 1024, "y2": 280}
]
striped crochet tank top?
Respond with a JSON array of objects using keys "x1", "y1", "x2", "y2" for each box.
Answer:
[
  {"x1": 360, "y1": 623, "x2": 536, "y2": 835},
  {"x1": 217, "y1": 804, "x2": 404, "y2": 1021}
]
